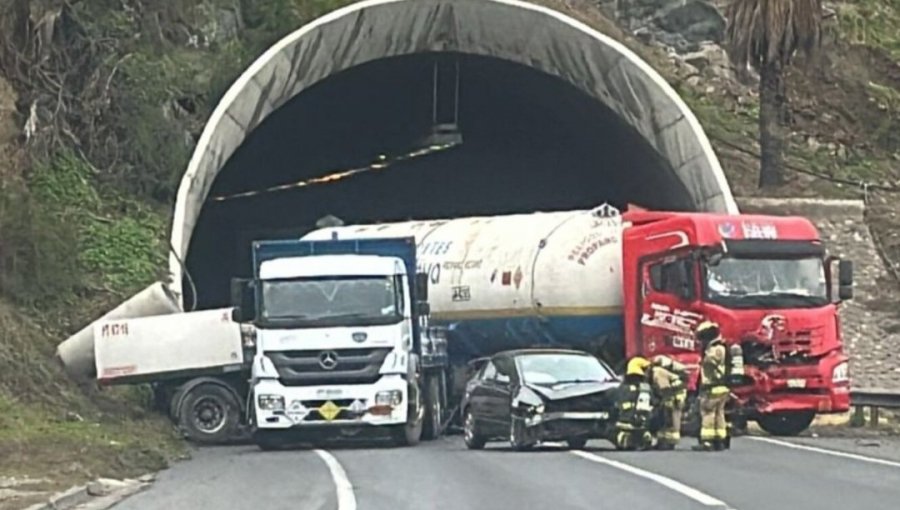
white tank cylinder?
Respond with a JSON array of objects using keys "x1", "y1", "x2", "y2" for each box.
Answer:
[
  {"x1": 56, "y1": 282, "x2": 182, "y2": 380},
  {"x1": 302, "y1": 205, "x2": 626, "y2": 357}
]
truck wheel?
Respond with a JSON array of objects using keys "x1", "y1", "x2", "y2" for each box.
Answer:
[
  {"x1": 509, "y1": 417, "x2": 535, "y2": 451},
  {"x1": 566, "y1": 438, "x2": 588, "y2": 450},
  {"x1": 178, "y1": 384, "x2": 240, "y2": 444},
  {"x1": 422, "y1": 376, "x2": 443, "y2": 441},
  {"x1": 463, "y1": 409, "x2": 486, "y2": 450},
  {"x1": 390, "y1": 384, "x2": 424, "y2": 447},
  {"x1": 757, "y1": 411, "x2": 816, "y2": 436},
  {"x1": 254, "y1": 430, "x2": 287, "y2": 451}
]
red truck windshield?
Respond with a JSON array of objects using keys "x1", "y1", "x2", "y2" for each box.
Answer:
[{"x1": 704, "y1": 256, "x2": 828, "y2": 309}]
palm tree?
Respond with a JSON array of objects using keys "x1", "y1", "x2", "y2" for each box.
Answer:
[{"x1": 724, "y1": 0, "x2": 823, "y2": 188}]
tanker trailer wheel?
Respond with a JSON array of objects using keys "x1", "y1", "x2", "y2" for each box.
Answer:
[
  {"x1": 422, "y1": 375, "x2": 443, "y2": 440},
  {"x1": 757, "y1": 411, "x2": 816, "y2": 436},
  {"x1": 178, "y1": 384, "x2": 241, "y2": 444}
]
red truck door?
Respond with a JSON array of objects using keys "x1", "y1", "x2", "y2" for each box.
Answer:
[{"x1": 635, "y1": 252, "x2": 704, "y2": 359}]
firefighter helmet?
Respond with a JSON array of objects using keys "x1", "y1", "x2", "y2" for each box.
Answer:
[
  {"x1": 626, "y1": 356, "x2": 651, "y2": 376},
  {"x1": 695, "y1": 320, "x2": 721, "y2": 343}
]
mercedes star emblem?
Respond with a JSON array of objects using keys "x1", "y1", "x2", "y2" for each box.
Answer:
[{"x1": 318, "y1": 351, "x2": 339, "y2": 370}]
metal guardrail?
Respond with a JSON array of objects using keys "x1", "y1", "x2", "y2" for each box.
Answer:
[{"x1": 850, "y1": 389, "x2": 900, "y2": 427}]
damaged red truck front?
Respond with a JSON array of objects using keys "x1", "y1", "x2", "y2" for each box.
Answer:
[{"x1": 622, "y1": 210, "x2": 853, "y2": 436}]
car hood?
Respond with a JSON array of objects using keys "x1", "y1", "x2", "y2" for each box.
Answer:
[{"x1": 524, "y1": 381, "x2": 619, "y2": 401}]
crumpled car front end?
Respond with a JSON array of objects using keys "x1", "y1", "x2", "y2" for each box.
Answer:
[{"x1": 512, "y1": 381, "x2": 619, "y2": 442}]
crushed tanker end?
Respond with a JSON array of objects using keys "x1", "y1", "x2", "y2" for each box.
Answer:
[{"x1": 301, "y1": 206, "x2": 627, "y2": 358}]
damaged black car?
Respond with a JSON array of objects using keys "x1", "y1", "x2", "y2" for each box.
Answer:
[{"x1": 460, "y1": 349, "x2": 620, "y2": 451}]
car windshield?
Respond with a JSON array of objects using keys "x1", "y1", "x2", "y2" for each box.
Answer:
[
  {"x1": 260, "y1": 275, "x2": 402, "y2": 327},
  {"x1": 705, "y1": 256, "x2": 828, "y2": 309},
  {"x1": 516, "y1": 354, "x2": 615, "y2": 386}
]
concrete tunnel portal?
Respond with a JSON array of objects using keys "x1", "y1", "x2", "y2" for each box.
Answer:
[
  {"x1": 173, "y1": 0, "x2": 739, "y2": 310},
  {"x1": 175, "y1": 0, "x2": 740, "y2": 310}
]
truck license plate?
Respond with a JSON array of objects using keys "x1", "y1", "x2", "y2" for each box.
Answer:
[{"x1": 787, "y1": 379, "x2": 806, "y2": 388}]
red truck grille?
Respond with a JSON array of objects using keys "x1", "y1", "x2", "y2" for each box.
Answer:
[{"x1": 774, "y1": 330, "x2": 814, "y2": 354}]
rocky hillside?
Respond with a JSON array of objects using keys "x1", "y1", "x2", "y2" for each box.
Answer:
[{"x1": 0, "y1": 0, "x2": 898, "y2": 504}]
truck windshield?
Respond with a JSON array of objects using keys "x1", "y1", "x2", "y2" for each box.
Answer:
[
  {"x1": 260, "y1": 275, "x2": 403, "y2": 327},
  {"x1": 704, "y1": 256, "x2": 828, "y2": 309},
  {"x1": 517, "y1": 354, "x2": 616, "y2": 386}
]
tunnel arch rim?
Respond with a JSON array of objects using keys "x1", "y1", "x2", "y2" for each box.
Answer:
[{"x1": 168, "y1": 0, "x2": 738, "y2": 303}]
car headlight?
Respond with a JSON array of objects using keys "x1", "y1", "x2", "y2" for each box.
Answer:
[
  {"x1": 832, "y1": 361, "x2": 849, "y2": 383},
  {"x1": 375, "y1": 390, "x2": 403, "y2": 406},
  {"x1": 258, "y1": 394, "x2": 285, "y2": 411}
]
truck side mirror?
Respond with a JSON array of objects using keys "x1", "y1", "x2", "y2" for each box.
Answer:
[
  {"x1": 838, "y1": 260, "x2": 853, "y2": 287},
  {"x1": 415, "y1": 273, "x2": 429, "y2": 301},
  {"x1": 838, "y1": 260, "x2": 853, "y2": 301},
  {"x1": 230, "y1": 278, "x2": 256, "y2": 322}
]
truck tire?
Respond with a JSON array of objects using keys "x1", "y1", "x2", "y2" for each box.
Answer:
[
  {"x1": 253, "y1": 430, "x2": 287, "y2": 451},
  {"x1": 756, "y1": 411, "x2": 815, "y2": 436},
  {"x1": 422, "y1": 376, "x2": 443, "y2": 441},
  {"x1": 390, "y1": 383, "x2": 424, "y2": 447},
  {"x1": 463, "y1": 408, "x2": 486, "y2": 450},
  {"x1": 178, "y1": 384, "x2": 240, "y2": 444},
  {"x1": 566, "y1": 438, "x2": 588, "y2": 450}
]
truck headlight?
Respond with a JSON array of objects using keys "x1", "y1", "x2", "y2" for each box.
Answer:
[
  {"x1": 258, "y1": 394, "x2": 285, "y2": 411},
  {"x1": 832, "y1": 362, "x2": 849, "y2": 383},
  {"x1": 375, "y1": 390, "x2": 403, "y2": 406}
]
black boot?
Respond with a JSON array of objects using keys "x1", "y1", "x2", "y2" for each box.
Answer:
[
  {"x1": 713, "y1": 439, "x2": 725, "y2": 451},
  {"x1": 723, "y1": 435, "x2": 731, "y2": 450},
  {"x1": 692, "y1": 440, "x2": 713, "y2": 452}
]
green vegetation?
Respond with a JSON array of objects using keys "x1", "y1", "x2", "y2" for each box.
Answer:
[{"x1": 837, "y1": 0, "x2": 900, "y2": 59}]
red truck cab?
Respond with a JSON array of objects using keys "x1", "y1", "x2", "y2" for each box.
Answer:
[{"x1": 621, "y1": 210, "x2": 853, "y2": 436}]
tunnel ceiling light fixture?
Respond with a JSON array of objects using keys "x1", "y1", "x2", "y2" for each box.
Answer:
[
  {"x1": 207, "y1": 141, "x2": 461, "y2": 203},
  {"x1": 416, "y1": 57, "x2": 463, "y2": 149}
]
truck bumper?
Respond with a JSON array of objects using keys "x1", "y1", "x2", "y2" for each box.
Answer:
[
  {"x1": 753, "y1": 385, "x2": 851, "y2": 415},
  {"x1": 253, "y1": 375, "x2": 408, "y2": 430},
  {"x1": 734, "y1": 351, "x2": 851, "y2": 416}
]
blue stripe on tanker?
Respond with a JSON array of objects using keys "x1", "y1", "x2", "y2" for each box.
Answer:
[{"x1": 433, "y1": 314, "x2": 624, "y2": 358}]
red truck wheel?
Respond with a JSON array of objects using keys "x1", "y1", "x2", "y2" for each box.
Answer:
[{"x1": 757, "y1": 411, "x2": 815, "y2": 436}]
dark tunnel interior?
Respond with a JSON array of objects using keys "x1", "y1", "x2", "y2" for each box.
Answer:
[{"x1": 185, "y1": 52, "x2": 697, "y2": 309}]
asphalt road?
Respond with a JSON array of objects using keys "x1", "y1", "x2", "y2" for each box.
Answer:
[{"x1": 112, "y1": 435, "x2": 900, "y2": 510}]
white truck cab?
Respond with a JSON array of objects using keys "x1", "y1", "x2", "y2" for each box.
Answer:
[{"x1": 233, "y1": 236, "x2": 446, "y2": 449}]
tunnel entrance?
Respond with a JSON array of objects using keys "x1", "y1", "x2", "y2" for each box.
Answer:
[
  {"x1": 169, "y1": 0, "x2": 738, "y2": 311},
  {"x1": 186, "y1": 52, "x2": 693, "y2": 309}
]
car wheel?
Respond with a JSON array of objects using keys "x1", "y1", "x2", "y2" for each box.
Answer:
[
  {"x1": 566, "y1": 438, "x2": 588, "y2": 450},
  {"x1": 463, "y1": 409, "x2": 486, "y2": 450},
  {"x1": 509, "y1": 416, "x2": 535, "y2": 451}
]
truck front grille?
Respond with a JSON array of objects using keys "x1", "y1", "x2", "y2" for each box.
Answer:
[{"x1": 265, "y1": 348, "x2": 392, "y2": 386}]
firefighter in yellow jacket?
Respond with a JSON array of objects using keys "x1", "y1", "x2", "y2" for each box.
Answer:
[
  {"x1": 648, "y1": 355, "x2": 688, "y2": 450},
  {"x1": 693, "y1": 321, "x2": 730, "y2": 451},
  {"x1": 611, "y1": 357, "x2": 654, "y2": 450}
]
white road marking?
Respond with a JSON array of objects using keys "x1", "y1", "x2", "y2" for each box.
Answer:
[
  {"x1": 314, "y1": 449, "x2": 357, "y2": 510},
  {"x1": 748, "y1": 436, "x2": 900, "y2": 469},
  {"x1": 570, "y1": 450, "x2": 737, "y2": 509}
]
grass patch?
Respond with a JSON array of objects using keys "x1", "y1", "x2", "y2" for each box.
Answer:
[{"x1": 0, "y1": 395, "x2": 185, "y2": 485}]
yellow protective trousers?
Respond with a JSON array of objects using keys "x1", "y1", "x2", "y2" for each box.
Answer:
[{"x1": 699, "y1": 391, "x2": 728, "y2": 442}]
